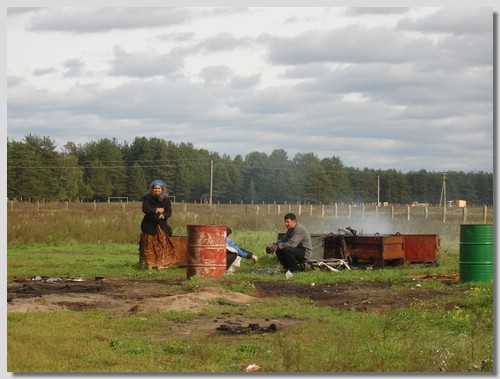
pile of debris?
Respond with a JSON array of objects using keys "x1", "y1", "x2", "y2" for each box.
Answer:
[
  {"x1": 216, "y1": 322, "x2": 277, "y2": 335},
  {"x1": 14, "y1": 275, "x2": 105, "y2": 282},
  {"x1": 303, "y1": 258, "x2": 351, "y2": 272}
]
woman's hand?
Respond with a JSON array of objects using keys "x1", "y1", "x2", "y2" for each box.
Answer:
[{"x1": 156, "y1": 207, "x2": 166, "y2": 219}]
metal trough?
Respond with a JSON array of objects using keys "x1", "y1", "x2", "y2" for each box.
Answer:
[
  {"x1": 170, "y1": 235, "x2": 188, "y2": 266},
  {"x1": 277, "y1": 231, "x2": 413, "y2": 268},
  {"x1": 326, "y1": 233, "x2": 405, "y2": 268},
  {"x1": 277, "y1": 233, "x2": 328, "y2": 260},
  {"x1": 399, "y1": 234, "x2": 440, "y2": 263}
]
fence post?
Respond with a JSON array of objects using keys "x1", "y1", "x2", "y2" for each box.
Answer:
[
  {"x1": 348, "y1": 204, "x2": 351, "y2": 219},
  {"x1": 335, "y1": 203, "x2": 338, "y2": 218},
  {"x1": 277, "y1": 204, "x2": 280, "y2": 215},
  {"x1": 462, "y1": 207, "x2": 467, "y2": 223},
  {"x1": 309, "y1": 204, "x2": 313, "y2": 216},
  {"x1": 65, "y1": 201, "x2": 69, "y2": 211},
  {"x1": 93, "y1": 200, "x2": 97, "y2": 212},
  {"x1": 407, "y1": 206, "x2": 410, "y2": 221},
  {"x1": 267, "y1": 204, "x2": 271, "y2": 215},
  {"x1": 483, "y1": 205, "x2": 488, "y2": 223},
  {"x1": 442, "y1": 206, "x2": 446, "y2": 223},
  {"x1": 391, "y1": 206, "x2": 394, "y2": 218},
  {"x1": 425, "y1": 206, "x2": 429, "y2": 220},
  {"x1": 362, "y1": 204, "x2": 365, "y2": 219},
  {"x1": 298, "y1": 204, "x2": 302, "y2": 216},
  {"x1": 321, "y1": 204, "x2": 325, "y2": 217}
]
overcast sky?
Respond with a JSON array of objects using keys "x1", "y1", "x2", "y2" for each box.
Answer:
[{"x1": 5, "y1": 6, "x2": 495, "y2": 173}]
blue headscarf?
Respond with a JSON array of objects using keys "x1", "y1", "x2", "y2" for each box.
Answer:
[{"x1": 149, "y1": 180, "x2": 165, "y2": 190}]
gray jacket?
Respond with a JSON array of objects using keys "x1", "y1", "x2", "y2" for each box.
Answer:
[{"x1": 276, "y1": 223, "x2": 313, "y2": 259}]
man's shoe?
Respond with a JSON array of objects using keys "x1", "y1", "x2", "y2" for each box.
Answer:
[
  {"x1": 251, "y1": 254, "x2": 259, "y2": 263},
  {"x1": 285, "y1": 270, "x2": 293, "y2": 279}
]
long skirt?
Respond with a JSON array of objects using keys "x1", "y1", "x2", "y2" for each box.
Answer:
[{"x1": 139, "y1": 225, "x2": 179, "y2": 270}]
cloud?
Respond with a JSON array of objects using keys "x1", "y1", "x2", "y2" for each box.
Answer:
[
  {"x1": 397, "y1": 7, "x2": 492, "y2": 34},
  {"x1": 199, "y1": 65, "x2": 233, "y2": 84},
  {"x1": 6, "y1": 6, "x2": 494, "y2": 173},
  {"x1": 155, "y1": 31, "x2": 196, "y2": 43},
  {"x1": 33, "y1": 67, "x2": 56, "y2": 76},
  {"x1": 27, "y1": 7, "x2": 193, "y2": 33},
  {"x1": 109, "y1": 46, "x2": 184, "y2": 78},
  {"x1": 268, "y1": 26, "x2": 432, "y2": 65},
  {"x1": 189, "y1": 32, "x2": 253, "y2": 53},
  {"x1": 7, "y1": 76, "x2": 24, "y2": 87},
  {"x1": 230, "y1": 73, "x2": 260, "y2": 89},
  {"x1": 63, "y1": 58, "x2": 85, "y2": 77}
]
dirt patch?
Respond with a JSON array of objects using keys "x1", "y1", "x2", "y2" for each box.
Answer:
[
  {"x1": 7, "y1": 274, "x2": 463, "y2": 335},
  {"x1": 253, "y1": 276, "x2": 461, "y2": 313},
  {"x1": 8, "y1": 273, "x2": 461, "y2": 315},
  {"x1": 7, "y1": 277, "x2": 263, "y2": 314},
  {"x1": 7, "y1": 276, "x2": 307, "y2": 335}
]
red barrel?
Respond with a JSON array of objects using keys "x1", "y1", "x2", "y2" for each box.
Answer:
[{"x1": 186, "y1": 225, "x2": 227, "y2": 279}]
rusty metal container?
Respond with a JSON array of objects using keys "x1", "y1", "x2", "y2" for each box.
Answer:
[
  {"x1": 186, "y1": 225, "x2": 227, "y2": 279},
  {"x1": 401, "y1": 234, "x2": 440, "y2": 263},
  {"x1": 170, "y1": 235, "x2": 188, "y2": 266},
  {"x1": 310, "y1": 234, "x2": 330, "y2": 260},
  {"x1": 336, "y1": 234, "x2": 405, "y2": 267},
  {"x1": 277, "y1": 233, "x2": 328, "y2": 260},
  {"x1": 323, "y1": 234, "x2": 340, "y2": 259},
  {"x1": 276, "y1": 231, "x2": 405, "y2": 267}
]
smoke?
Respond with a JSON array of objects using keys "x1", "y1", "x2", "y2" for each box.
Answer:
[
  {"x1": 306, "y1": 214, "x2": 397, "y2": 236},
  {"x1": 347, "y1": 214, "x2": 395, "y2": 235}
]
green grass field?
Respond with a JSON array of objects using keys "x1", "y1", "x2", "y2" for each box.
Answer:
[{"x1": 6, "y1": 202, "x2": 494, "y2": 373}]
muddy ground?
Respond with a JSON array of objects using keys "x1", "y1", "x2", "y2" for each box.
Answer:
[{"x1": 7, "y1": 272, "x2": 461, "y2": 334}]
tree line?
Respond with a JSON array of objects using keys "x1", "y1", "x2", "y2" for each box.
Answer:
[{"x1": 7, "y1": 134, "x2": 493, "y2": 206}]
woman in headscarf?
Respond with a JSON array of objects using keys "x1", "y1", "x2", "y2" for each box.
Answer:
[{"x1": 139, "y1": 180, "x2": 178, "y2": 270}]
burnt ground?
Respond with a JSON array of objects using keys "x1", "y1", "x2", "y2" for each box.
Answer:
[
  {"x1": 7, "y1": 274, "x2": 461, "y2": 312},
  {"x1": 7, "y1": 273, "x2": 462, "y2": 334},
  {"x1": 253, "y1": 274, "x2": 462, "y2": 313}
]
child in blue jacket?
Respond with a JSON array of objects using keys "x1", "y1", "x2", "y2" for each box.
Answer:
[{"x1": 226, "y1": 227, "x2": 258, "y2": 274}]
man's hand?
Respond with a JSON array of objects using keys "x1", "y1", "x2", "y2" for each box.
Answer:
[{"x1": 266, "y1": 243, "x2": 278, "y2": 254}]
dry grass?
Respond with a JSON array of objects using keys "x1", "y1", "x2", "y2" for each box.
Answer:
[{"x1": 7, "y1": 201, "x2": 492, "y2": 246}]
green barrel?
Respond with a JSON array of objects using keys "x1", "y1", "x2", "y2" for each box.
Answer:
[{"x1": 459, "y1": 224, "x2": 494, "y2": 283}]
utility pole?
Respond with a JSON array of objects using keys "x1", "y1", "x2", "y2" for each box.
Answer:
[
  {"x1": 439, "y1": 172, "x2": 447, "y2": 208},
  {"x1": 209, "y1": 160, "x2": 213, "y2": 207},
  {"x1": 377, "y1": 175, "x2": 380, "y2": 207}
]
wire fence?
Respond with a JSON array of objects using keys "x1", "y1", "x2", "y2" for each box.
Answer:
[{"x1": 7, "y1": 200, "x2": 493, "y2": 224}]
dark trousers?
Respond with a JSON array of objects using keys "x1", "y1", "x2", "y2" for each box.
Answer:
[
  {"x1": 276, "y1": 246, "x2": 305, "y2": 272},
  {"x1": 226, "y1": 251, "x2": 237, "y2": 270}
]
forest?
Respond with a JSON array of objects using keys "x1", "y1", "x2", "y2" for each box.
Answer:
[{"x1": 7, "y1": 134, "x2": 493, "y2": 206}]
